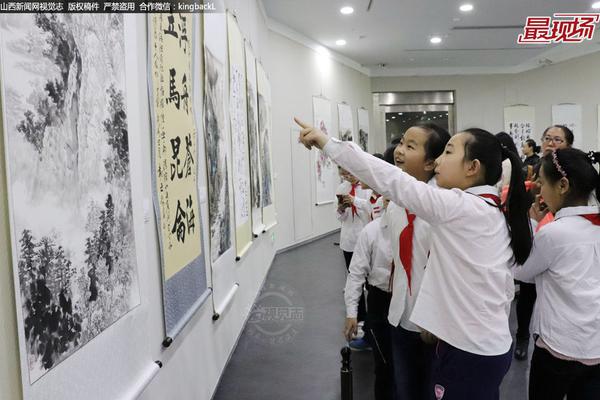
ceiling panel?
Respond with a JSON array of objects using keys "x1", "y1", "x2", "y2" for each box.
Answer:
[{"x1": 263, "y1": 0, "x2": 600, "y2": 71}]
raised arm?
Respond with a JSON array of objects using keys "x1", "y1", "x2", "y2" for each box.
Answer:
[{"x1": 295, "y1": 117, "x2": 462, "y2": 225}]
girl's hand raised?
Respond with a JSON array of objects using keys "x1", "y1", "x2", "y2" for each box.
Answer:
[{"x1": 294, "y1": 117, "x2": 329, "y2": 150}]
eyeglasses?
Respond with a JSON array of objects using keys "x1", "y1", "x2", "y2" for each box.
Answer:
[{"x1": 542, "y1": 136, "x2": 565, "y2": 144}]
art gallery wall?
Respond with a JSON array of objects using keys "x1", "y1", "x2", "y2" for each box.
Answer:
[
  {"x1": 371, "y1": 51, "x2": 600, "y2": 151},
  {"x1": 268, "y1": 31, "x2": 373, "y2": 251}
]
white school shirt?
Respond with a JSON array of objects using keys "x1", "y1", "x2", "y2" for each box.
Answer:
[
  {"x1": 386, "y1": 182, "x2": 435, "y2": 332},
  {"x1": 324, "y1": 138, "x2": 515, "y2": 356},
  {"x1": 336, "y1": 182, "x2": 372, "y2": 252},
  {"x1": 513, "y1": 205, "x2": 600, "y2": 359},
  {"x1": 344, "y1": 210, "x2": 393, "y2": 318}
]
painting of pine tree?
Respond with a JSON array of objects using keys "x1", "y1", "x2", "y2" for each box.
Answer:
[{"x1": 0, "y1": 14, "x2": 140, "y2": 382}]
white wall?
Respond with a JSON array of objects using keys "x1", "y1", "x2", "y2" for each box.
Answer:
[
  {"x1": 371, "y1": 51, "x2": 600, "y2": 151},
  {"x1": 268, "y1": 31, "x2": 373, "y2": 251}
]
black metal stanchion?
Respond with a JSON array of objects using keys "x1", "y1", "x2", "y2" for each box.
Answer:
[{"x1": 340, "y1": 346, "x2": 353, "y2": 400}]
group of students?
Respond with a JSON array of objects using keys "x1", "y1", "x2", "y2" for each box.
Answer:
[{"x1": 295, "y1": 116, "x2": 600, "y2": 400}]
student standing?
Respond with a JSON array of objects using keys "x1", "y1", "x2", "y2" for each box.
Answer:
[
  {"x1": 386, "y1": 124, "x2": 450, "y2": 400},
  {"x1": 295, "y1": 118, "x2": 532, "y2": 400},
  {"x1": 344, "y1": 197, "x2": 393, "y2": 400},
  {"x1": 514, "y1": 149, "x2": 600, "y2": 400}
]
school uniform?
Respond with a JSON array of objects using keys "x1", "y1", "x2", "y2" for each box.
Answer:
[
  {"x1": 335, "y1": 181, "x2": 372, "y2": 257},
  {"x1": 386, "y1": 183, "x2": 435, "y2": 400},
  {"x1": 323, "y1": 138, "x2": 514, "y2": 400},
  {"x1": 336, "y1": 181, "x2": 372, "y2": 324},
  {"x1": 345, "y1": 210, "x2": 393, "y2": 400},
  {"x1": 513, "y1": 205, "x2": 600, "y2": 400}
]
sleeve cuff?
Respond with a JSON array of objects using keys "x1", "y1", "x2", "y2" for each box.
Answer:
[{"x1": 322, "y1": 137, "x2": 343, "y2": 159}]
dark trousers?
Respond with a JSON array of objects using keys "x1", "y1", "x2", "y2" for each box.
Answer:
[
  {"x1": 428, "y1": 341, "x2": 512, "y2": 400},
  {"x1": 391, "y1": 325, "x2": 434, "y2": 400},
  {"x1": 366, "y1": 285, "x2": 393, "y2": 400},
  {"x1": 529, "y1": 345, "x2": 600, "y2": 400},
  {"x1": 516, "y1": 281, "x2": 537, "y2": 340},
  {"x1": 343, "y1": 251, "x2": 367, "y2": 323}
]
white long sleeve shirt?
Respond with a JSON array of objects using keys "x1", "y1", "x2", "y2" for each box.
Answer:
[
  {"x1": 386, "y1": 182, "x2": 435, "y2": 332},
  {"x1": 513, "y1": 205, "x2": 600, "y2": 360},
  {"x1": 335, "y1": 182, "x2": 372, "y2": 252},
  {"x1": 324, "y1": 138, "x2": 515, "y2": 356},
  {"x1": 344, "y1": 210, "x2": 393, "y2": 318}
]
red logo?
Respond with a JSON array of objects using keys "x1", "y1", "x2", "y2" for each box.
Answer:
[
  {"x1": 517, "y1": 13, "x2": 600, "y2": 44},
  {"x1": 434, "y1": 384, "x2": 445, "y2": 399}
]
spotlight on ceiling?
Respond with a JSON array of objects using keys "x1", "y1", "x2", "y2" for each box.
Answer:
[
  {"x1": 340, "y1": 6, "x2": 354, "y2": 15},
  {"x1": 335, "y1": 39, "x2": 347, "y2": 46},
  {"x1": 459, "y1": 4, "x2": 474, "y2": 12},
  {"x1": 430, "y1": 36, "x2": 442, "y2": 44}
]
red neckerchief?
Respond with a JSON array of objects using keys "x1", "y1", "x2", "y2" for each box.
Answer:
[
  {"x1": 349, "y1": 183, "x2": 358, "y2": 219},
  {"x1": 478, "y1": 193, "x2": 502, "y2": 208},
  {"x1": 582, "y1": 214, "x2": 600, "y2": 226},
  {"x1": 388, "y1": 209, "x2": 416, "y2": 295}
]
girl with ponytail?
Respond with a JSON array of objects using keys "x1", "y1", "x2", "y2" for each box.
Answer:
[
  {"x1": 295, "y1": 117, "x2": 532, "y2": 400},
  {"x1": 514, "y1": 148, "x2": 600, "y2": 400}
]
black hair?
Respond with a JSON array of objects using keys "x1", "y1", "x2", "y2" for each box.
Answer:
[
  {"x1": 462, "y1": 128, "x2": 533, "y2": 265},
  {"x1": 390, "y1": 136, "x2": 402, "y2": 146},
  {"x1": 525, "y1": 138, "x2": 541, "y2": 154},
  {"x1": 542, "y1": 125, "x2": 574, "y2": 146},
  {"x1": 414, "y1": 122, "x2": 451, "y2": 161},
  {"x1": 495, "y1": 132, "x2": 519, "y2": 159},
  {"x1": 383, "y1": 145, "x2": 397, "y2": 165},
  {"x1": 372, "y1": 153, "x2": 384, "y2": 159},
  {"x1": 540, "y1": 148, "x2": 600, "y2": 205}
]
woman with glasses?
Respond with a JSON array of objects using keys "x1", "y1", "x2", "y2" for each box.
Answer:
[{"x1": 540, "y1": 125, "x2": 574, "y2": 155}]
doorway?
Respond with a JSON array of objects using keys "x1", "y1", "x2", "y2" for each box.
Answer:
[{"x1": 374, "y1": 91, "x2": 456, "y2": 146}]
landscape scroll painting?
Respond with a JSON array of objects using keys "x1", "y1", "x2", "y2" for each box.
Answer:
[
  {"x1": 244, "y1": 43, "x2": 264, "y2": 236},
  {"x1": 256, "y1": 62, "x2": 276, "y2": 230},
  {"x1": 337, "y1": 102, "x2": 354, "y2": 142},
  {"x1": 204, "y1": 11, "x2": 234, "y2": 263},
  {"x1": 0, "y1": 14, "x2": 140, "y2": 382},
  {"x1": 357, "y1": 107, "x2": 369, "y2": 151},
  {"x1": 312, "y1": 96, "x2": 338, "y2": 205}
]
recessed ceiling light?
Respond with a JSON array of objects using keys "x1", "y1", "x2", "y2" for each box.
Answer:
[
  {"x1": 386, "y1": 119, "x2": 390, "y2": 122},
  {"x1": 430, "y1": 36, "x2": 442, "y2": 44},
  {"x1": 340, "y1": 6, "x2": 354, "y2": 15},
  {"x1": 593, "y1": 1, "x2": 600, "y2": 8},
  {"x1": 398, "y1": 112, "x2": 403, "y2": 115},
  {"x1": 459, "y1": 4, "x2": 474, "y2": 12},
  {"x1": 392, "y1": 116, "x2": 396, "y2": 119},
  {"x1": 335, "y1": 39, "x2": 347, "y2": 46}
]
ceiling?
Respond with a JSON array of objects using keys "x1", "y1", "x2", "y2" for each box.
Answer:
[{"x1": 262, "y1": 0, "x2": 600, "y2": 75}]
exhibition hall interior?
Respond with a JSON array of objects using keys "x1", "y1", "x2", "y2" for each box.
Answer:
[{"x1": 1, "y1": 0, "x2": 600, "y2": 399}]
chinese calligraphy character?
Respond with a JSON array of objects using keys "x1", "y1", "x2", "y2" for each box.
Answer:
[{"x1": 171, "y1": 199, "x2": 187, "y2": 243}]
